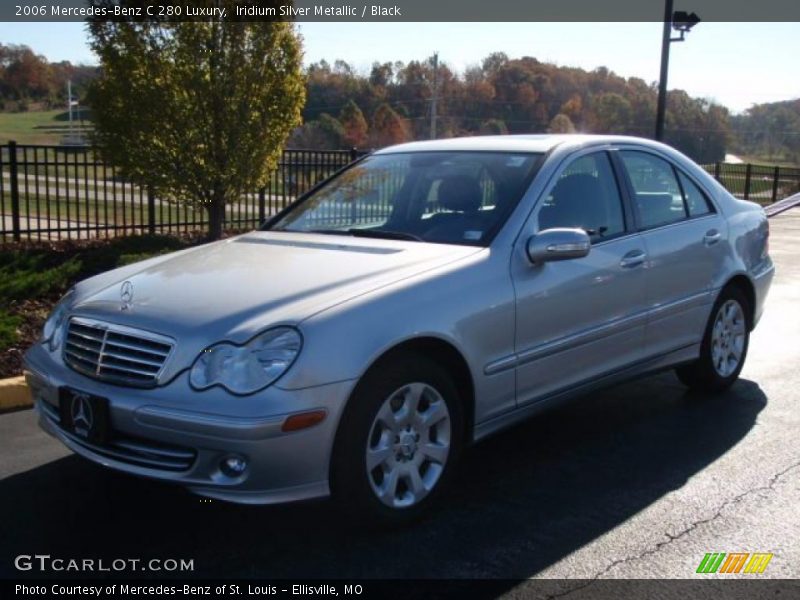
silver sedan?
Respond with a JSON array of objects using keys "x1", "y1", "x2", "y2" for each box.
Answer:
[{"x1": 24, "y1": 135, "x2": 774, "y2": 523}]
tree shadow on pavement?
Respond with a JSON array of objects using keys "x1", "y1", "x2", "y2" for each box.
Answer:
[{"x1": 0, "y1": 372, "x2": 766, "y2": 583}]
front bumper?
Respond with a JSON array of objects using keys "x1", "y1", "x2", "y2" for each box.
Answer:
[{"x1": 24, "y1": 343, "x2": 355, "y2": 504}]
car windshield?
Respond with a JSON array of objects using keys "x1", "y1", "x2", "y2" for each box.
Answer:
[{"x1": 265, "y1": 151, "x2": 542, "y2": 246}]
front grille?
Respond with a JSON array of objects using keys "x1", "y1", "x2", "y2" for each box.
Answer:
[
  {"x1": 40, "y1": 400, "x2": 196, "y2": 472},
  {"x1": 63, "y1": 317, "x2": 174, "y2": 387}
]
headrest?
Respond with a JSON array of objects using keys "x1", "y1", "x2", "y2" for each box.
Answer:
[
  {"x1": 549, "y1": 173, "x2": 606, "y2": 228},
  {"x1": 437, "y1": 176, "x2": 483, "y2": 213},
  {"x1": 552, "y1": 173, "x2": 601, "y2": 204}
]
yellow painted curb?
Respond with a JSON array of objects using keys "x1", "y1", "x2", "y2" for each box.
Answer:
[{"x1": 0, "y1": 376, "x2": 32, "y2": 411}]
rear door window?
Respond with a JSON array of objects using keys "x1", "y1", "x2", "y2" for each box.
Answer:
[
  {"x1": 620, "y1": 151, "x2": 687, "y2": 229},
  {"x1": 677, "y1": 171, "x2": 714, "y2": 217}
]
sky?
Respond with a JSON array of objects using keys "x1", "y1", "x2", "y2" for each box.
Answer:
[{"x1": 0, "y1": 21, "x2": 798, "y2": 114}]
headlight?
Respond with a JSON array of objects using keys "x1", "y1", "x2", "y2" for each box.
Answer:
[
  {"x1": 189, "y1": 327, "x2": 302, "y2": 395},
  {"x1": 42, "y1": 288, "x2": 75, "y2": 352}
]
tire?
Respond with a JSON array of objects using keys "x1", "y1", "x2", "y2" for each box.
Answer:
[
  {"x1": 676, "y1": 285, "x2": 751, "y2": 393},
  {"x1": 331, "y1": 353, "x2": 465, "y2": 526}
]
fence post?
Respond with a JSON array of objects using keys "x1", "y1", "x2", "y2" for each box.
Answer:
[
  {"x1": 147, "y1": 185, "x2": 156, "y2": 235},
  {"x1": 258, "y1": 187, "x2": 266, "y2": 223},
  {"x1": 713, "y1": 162, "x2": 721, "y2": 181},
  {"x1": 743, "y1": 163, "x2": 752, "y2": 200},
  {"x1": 350, "y1": 147, "x2": 358, "y2": 162},
  {"x1": 771, "y1": 166, "x2": 780, "y2": 204},
  {"x1": 8, "y1": 141, "x2": 21, "y2": 242}
]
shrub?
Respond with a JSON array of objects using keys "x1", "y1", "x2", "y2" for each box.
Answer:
[
  {"x1": 0, "y1": 255, "x2": 81, "y2": 302},
  {"x1": 0, "y1": 310, "x2": 22, "y2": 351}
]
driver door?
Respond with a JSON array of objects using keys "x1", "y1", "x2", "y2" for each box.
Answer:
[{"x1": 511, "y1": 150, "x2": 649, "y2": 406}]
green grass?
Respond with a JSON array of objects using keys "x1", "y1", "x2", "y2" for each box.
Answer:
[
  {"x1": 7, "y1": 192, "x2": 209, "y2": 226},
  {"x1": 0, "y1": 110, "x2": 92, "y2": 145},
  {"x1": 738, "y1": 155, "x2": 800, "y2": 169},
  {"x1": 717, "y1": 177, "x2": 774, "y2": 199}
]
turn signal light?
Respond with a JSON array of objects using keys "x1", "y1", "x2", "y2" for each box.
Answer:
[{"x1": 282, "y1": 410, "x2": 326, "y2": 432}]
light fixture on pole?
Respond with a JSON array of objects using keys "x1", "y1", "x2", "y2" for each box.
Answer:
[{"x1": 655, "y1": 3, "x2": 701, "y2": 141}]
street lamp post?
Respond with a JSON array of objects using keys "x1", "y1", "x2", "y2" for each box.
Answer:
[{"x1": 655, "y1": 3, "x2": 701, "y2": 141}]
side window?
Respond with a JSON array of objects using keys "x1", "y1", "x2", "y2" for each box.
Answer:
[
  {"x1": 620, "y1": 151, "x2": 687, "y2": 229},
  {"x1": 677, "y1": 171, "x2": 714, "y2": 217},
  {"x1": 537, "y1": 152, "x2": 626, "y2": 242}
]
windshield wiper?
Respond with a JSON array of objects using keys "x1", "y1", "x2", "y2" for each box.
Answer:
[
  {"x1": 305, "y1": 229, "x2": 349, "y2": 235},
  {"x1": 346, "y1": 229, "x2": 423, "y2": 242}
]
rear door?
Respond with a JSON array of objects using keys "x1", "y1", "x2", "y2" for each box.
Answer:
[{"x1": 617, "y1": 150, "x2": 727, "y2": 358}]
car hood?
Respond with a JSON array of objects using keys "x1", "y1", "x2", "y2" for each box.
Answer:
[{"x1": 69, "y1": 231, "x2": 480, "y2": 378}]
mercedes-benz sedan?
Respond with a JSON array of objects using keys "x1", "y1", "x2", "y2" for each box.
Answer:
[{"x1": 25, "y1": 135, "x2": 773, "y2": 523}]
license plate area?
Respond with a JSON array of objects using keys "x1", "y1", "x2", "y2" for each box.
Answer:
[{"x1": 58, "y1": 387, "x2": 111, "y2": 445}]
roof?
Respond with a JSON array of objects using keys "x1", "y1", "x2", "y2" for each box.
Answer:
[{"x1": 373, "y1": 134, "x2": 665, "y2": 155}]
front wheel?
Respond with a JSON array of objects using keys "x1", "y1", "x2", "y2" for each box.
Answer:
[
  {"x1": 331, "y1": 355, "x2": 464, "y2": 525},
  {"x1": 676, "y1": 286, "x2": 750, "y2": 393}
]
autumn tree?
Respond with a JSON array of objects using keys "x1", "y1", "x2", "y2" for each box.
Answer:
[
  {"x1": 296, "y1": 51, "x2": 735, "y2": 163},
  {"x1": 339, "y1": 100, "x2": 369, "y2": 147},
  {"x1": 86, "y1": 10, "x2": 305, "y2": 240},
  {"x1": 370, "y1": 103, "x2": 410, "y2": 147},
  {"x1": 590, "y1": 92, "x2": 632, "y2": 134},
  {"x1": 548, "y1": 113, "x2": 576, "y2": 133},
  {"x1": 479, "y1": 119, "x2": 508, "y2": 135}
]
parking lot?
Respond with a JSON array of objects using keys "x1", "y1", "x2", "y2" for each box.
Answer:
[{"x1": 1, "y1": 212, "x2": 798, "y2": 590}]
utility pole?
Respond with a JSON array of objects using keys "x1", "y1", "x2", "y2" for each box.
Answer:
[
  {"x1": 654, "y1": 0, "x2": 673, "y2": 141},
  {"x1": 67, "y1": 79, "x2": 74, "y2": 139},
  {"x1": 430, "y1": 52, "x2": 439, "y2": 139}
]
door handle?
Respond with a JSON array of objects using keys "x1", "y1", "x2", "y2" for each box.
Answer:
[
  {"x1": 620, "y1": 250, "x2": 646, "y2": 269},
  {"x1": 704, "y1": 229, "x2": 721, "y2": 245}
]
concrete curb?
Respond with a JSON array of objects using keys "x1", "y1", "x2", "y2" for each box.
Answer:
[
  {"x1": 0, "y1": 376, "x2": 32, "y2": 411},
  {"x1": 765, "y1": 193, "x2": 800, "y2": 218}
]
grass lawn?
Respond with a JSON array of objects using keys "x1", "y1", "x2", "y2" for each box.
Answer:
[
  {"x1": 8, "y1": 192, "x2": 209, "y2": 227},
  {"x1": 0, "y1": 110, "x2": 92, "y2": 145},
  {"x1": 717, "y1": 176, "x2": 775, "y2": 200},
  {"x1": 738, "y1": 155, "x2": 800, "y2": 169}
]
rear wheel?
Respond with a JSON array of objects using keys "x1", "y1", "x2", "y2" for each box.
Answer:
[
  {"x1": 676, "y1": 286, "x2": 750, "y2": 393},
  {"x1": 331, "y1": 355, "x2": 464, "y2": 525}
]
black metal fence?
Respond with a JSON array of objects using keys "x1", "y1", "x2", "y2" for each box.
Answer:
[
  {"x1": 0, "y1": 141, "x2": 362, "y2": 242},
  {"x1": 3, "y1": 142, "x2": 799, "y2": 243},
  {"x1": 702, "y1": 162, "x2": 800, "y2": 204}
]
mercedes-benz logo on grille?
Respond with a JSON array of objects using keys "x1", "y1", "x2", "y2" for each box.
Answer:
[
  {"x1": 120, "y1": 280, "x2": 134, "y2": 311},
  {"x1": 70, "y1": 393, "x2": 94, "y2": 437}
]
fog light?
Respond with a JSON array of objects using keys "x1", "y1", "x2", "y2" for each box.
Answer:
[{"x1": 220, "y1": 455, "x2": 248, "y2": 477}]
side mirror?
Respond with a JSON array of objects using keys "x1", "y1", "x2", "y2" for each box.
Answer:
[{"x1": 526, "y1": 228, "x2": 591, "y2": 264}]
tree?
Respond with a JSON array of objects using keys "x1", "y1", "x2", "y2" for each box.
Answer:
[
  {"x1": 479, "y1": 119, "x2": 508, "y2": 135},
  {"x1": 590, "y1": 92, "x2": 632, "y2": 134},
  {"x1": 370, "y1": 103, "x2": 410, "y2": 147},
  {"x1": 339, "y1": 100, "x2": 369, "y2": 148},
  {"x1": 548, "y1": 113, "x2": 576, "y2": 133},
  {"x1": 86, "y1": 12, "x2": 305, "y2": 240},
  {"x1": 288, "y1": 115, "x2": 346, "y2": 151}
]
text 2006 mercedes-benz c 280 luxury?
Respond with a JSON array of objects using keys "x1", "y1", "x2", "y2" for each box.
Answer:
[{"x1": 25, "y1": 135, "x2": 773, "y2": 522}]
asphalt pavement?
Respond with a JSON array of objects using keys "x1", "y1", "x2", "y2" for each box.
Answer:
[{"x1": 1, "y1": 212, "x2": 798, "y2": 591}]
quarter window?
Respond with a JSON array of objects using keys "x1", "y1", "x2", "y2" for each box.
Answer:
[
  {"x1": 537, "y1": 152, "x2": 626, "y2": 242},
  {"x1": 677, "y1": 171, "x2": 714, "y2": 217},
  {"x1": 620, "y1": 151, "x2": 687, "y2": 229}
]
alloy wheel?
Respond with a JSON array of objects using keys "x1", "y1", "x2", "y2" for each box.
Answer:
[
  {"x1": 366, "y1": 382, "x2": 451, "y2": 508},
  {"x1": 711, "y1": 299, "x2": 746, "y2": 377}
]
